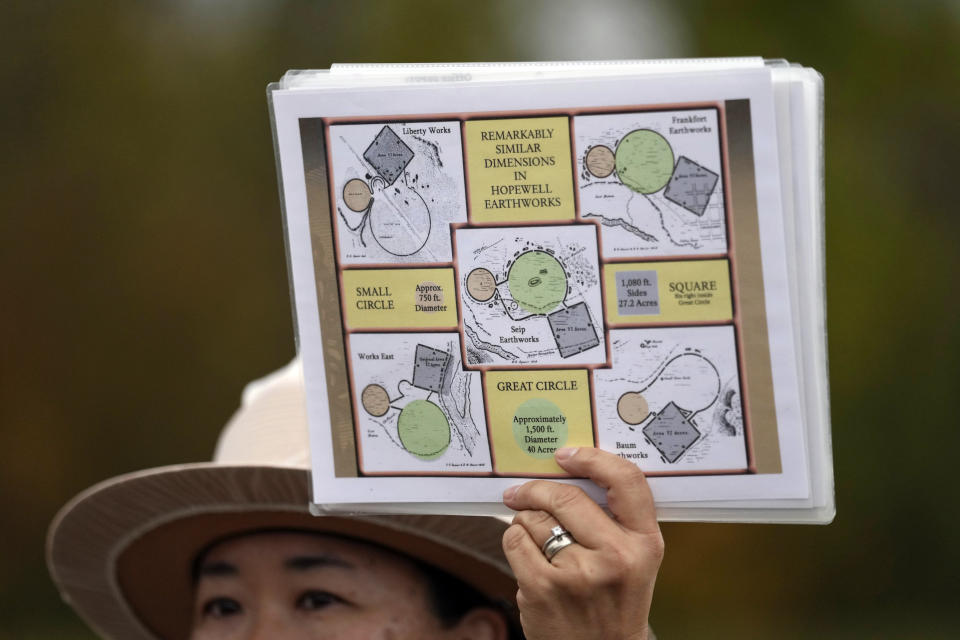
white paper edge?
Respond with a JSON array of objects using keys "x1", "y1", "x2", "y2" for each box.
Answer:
[{"x1": 269, "y1": 67, "x2": 820, "y2": 515}]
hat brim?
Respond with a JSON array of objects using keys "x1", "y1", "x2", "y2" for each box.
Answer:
[{"x1": 47, "y1": 463, "x2": 516, "y2": 640}]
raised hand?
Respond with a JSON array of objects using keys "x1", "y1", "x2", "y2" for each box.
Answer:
[{"x1": 502, "y1": 447, "x2": 663, "y2": 640}]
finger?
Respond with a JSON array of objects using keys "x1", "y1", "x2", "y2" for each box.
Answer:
[
  {"x1": 503, "y1": 480, "x2": 619, "y2": 549},
  {"x1": 501, "y1": 523, "x2": 552, "y2": 585},
  {"x1": 512, "y1": 509, "x2": 562, "y2": 548},
  {"x1": 513, "y1": 510, "x2": 589, "y2": 570},
  {"x1": 554, "y1": 447, "x2": 658, "y2": 533}
]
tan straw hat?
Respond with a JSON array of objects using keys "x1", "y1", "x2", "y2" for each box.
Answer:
[{"x1": 47, "y1": 359, "x2": 516, "y2": 640}]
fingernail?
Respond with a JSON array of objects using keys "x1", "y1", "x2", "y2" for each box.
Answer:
[
  {"x1": 502, "y1": 486, "x2": 518, "y2": 501},
  {"x1": 555, "y1": 447, "x2": 578, "y2": 461}
]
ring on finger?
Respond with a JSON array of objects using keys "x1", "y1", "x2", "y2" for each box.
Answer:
[{"x1": 541, "y1": 525, "x2": 577, "y2": 561}]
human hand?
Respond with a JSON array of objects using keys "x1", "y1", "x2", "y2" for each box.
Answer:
[{"x1": 501, "y1": 447, "x2": 663, "y2": 640}]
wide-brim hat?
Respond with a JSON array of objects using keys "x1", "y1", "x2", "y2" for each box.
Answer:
[{"x1": 47, "y1": 360, "x2": 516, "y2": 640}]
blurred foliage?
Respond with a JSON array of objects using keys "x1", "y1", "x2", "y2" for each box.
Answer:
[{"x1": 1, "y1": 0, "x2": 957, "y2": 637}]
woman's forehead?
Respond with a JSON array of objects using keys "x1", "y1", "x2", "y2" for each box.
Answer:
[
  {"x1": 198, "y1": 530, "x2": 419, "y2": 575},
  {"x1": 193, "y1": 530, "x2": 436, "y2": 609}
]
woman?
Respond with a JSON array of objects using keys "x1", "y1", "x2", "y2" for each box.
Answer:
[{"x1": 47, "y1": 360, "x2": 662, "y2": 639}]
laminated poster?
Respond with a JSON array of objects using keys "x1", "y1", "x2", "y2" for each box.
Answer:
[{"x1": 270, "y1": 68, "x2": 811, "y2": 511}]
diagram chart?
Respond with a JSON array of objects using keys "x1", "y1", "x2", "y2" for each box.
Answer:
[
  {"x1": 575, "y1": 109, "x2": 727, "y2": 258},
  {"x1": 349, "y1": 333, "x2": 492, "y2": 473},
  {"x1": 456, "y1": 225, "x2": 605, "y2": 367},
  {"x1": 318, "y1": 107, "x2": 751, "y2": 476},
  {"x1": 593, "y1": 326, "x2": 747, "y2": 472},
  {"x1": 329, "y1": 121, "x2": 468, "y2": 264}
]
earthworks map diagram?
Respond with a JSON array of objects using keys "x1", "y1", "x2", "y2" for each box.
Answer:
[
  {"x1": 315, "y1": 109, "x2": 752, "y2": 477},
  {"x1": 455, "y1": 225, "x2": 605, "y2": 367},
  {"x1": 349, "y1": 333, "x2": 492, "y2": 473},
  {"x1": 328, "y1": 121, "x2": 468, "y2": 264},
  {"x1": 593, "y1": 326, "x2": 747, "y2": 471},
  {"x1": 575, "y1": 109, "x2": 727, "y2": 258}
]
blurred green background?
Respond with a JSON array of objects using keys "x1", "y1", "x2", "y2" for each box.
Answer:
[{"x1": 2, "y1": 1, "x2": 957, "y2": 638}]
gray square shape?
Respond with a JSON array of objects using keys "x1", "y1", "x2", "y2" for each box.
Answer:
[
  {"x1": 412, "y1": 344, "x2": 450, "y2": 393},
  {"x1": 664, "y1": 155, "x2": 719, "y2": 217},
  {"x1": 547, "y1": 302, "x2": 600, "y2": 358},
  {"x1": 614, "y1": 270, "x2": 659, "y2": 316},
  {"x1": 364, "y1": 126, "x2": 414, "y2": 186},
  {"x1": 642, "y1": 401, "x2": 701, "y2": 463}
]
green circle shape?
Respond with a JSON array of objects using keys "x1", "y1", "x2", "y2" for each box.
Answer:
[
  {"x1": 512, "y1": 398, "x2": 568, "y2": 459},
  {"x1": 614, "y1": 129, "x2": 675, "y2": 194},
  {"x1": 397, "y1": 400, "x2": 450, "y2": 460},
  {"x1": 507, "y1": 251, "x2": 567, "y2": 315}
]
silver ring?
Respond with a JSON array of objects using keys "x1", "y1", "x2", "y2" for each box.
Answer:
[{"x1": 541, "y1": 525, "x2": 577, "y2": 561}]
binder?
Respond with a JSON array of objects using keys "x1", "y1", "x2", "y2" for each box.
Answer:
[{"x1": 268, "y1": 59, "x2": 833, "y2": 523}]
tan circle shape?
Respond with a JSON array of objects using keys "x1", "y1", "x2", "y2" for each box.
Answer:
[
  {"x1": 343, "y1": 178, "x2": 373, "y2": 212},
  {"x1": 585, "y1": 145, "x2": 616, "y2": 178},
  {"x1": 466, "y1": 268, "x2": 497, "y2": 302},
  {"x1": 361, "y1": 384, "x2": 390, "y2": 417},
  {"x1": 617, "y1": 392, "x2": 649, "y2": 425}
]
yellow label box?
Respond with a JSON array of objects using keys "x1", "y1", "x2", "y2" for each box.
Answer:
[
  {"x1": 465, "y1": 117, "x2": 575, "y2": 223},
  {"x1": 604, "y1": 260, "x2": 733, "y2": 324},
  {"x1": 485, "y1": 369, "x2": 594, "y2": 475},
  {"x1": 342, "y1": 268, "x2": 458, "y2": 329}
]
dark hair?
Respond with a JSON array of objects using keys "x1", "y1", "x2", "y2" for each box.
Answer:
[{"x1": 418, "y1": 560, "x2": 524, "y2": 640}]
